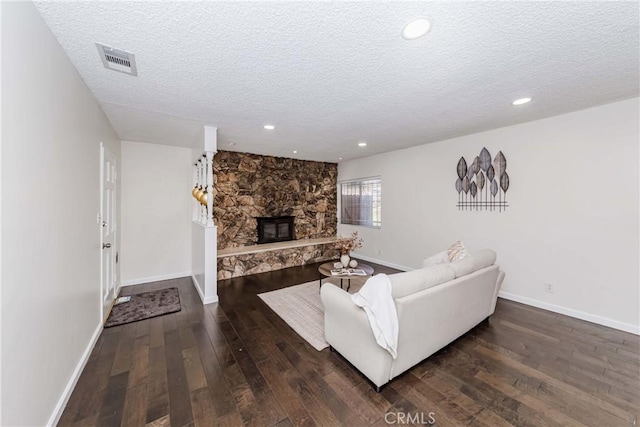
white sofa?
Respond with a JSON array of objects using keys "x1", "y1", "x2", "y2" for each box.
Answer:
[{"x1": 320, "y1": 249, "x2": 505, "y2": 390}]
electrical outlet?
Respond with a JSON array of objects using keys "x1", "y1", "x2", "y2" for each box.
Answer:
[
  {"x1": 378, "y1": 249, "x2": 382, "y2": 255},
  {"x1": 544, "y1": 283, "x2": 554, "y2": 293}
]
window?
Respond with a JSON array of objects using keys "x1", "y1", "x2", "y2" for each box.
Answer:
[{"x1": 340, "y1": 177, "x2": 381, "y2": 227}]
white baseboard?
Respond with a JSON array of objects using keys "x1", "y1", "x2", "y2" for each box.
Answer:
[
  {"x1": 120, "y1": 271, "x2": 192, "y2": 287},
  {"x1": 47, "y1": 322, "x2": 103, "y2": 426},
  {"x1": 349, "y1": 252, "x2": 412, "y2": 272},
  {"x1": 498, "y1": 291, "x2": 640, "y2": 335},
  {"x1": 191, "y1": 275, "x2": 219, "y2": 305}
]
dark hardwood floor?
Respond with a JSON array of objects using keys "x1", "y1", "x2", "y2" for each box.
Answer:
[{"x1": 58, "y1": 261, "x2": 639, "y2": 426}]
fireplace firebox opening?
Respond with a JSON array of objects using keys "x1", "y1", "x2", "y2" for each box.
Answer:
[{"x1": 256, "y1": 216, "x2": 295, "y2": 244}]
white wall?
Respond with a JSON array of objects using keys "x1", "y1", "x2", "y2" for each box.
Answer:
[
  {"x1": 339, "y1": 98, "x2": 639, "y2": 333},
  {"x1": 0, "y1": 3, "x2": 4, "y2": 422},
  {"x1": 0, "y1": 2, "x2": 4, "y2": 423},
  {"x1": 121, "y1": 141, "x2": 192, "y2": 284},
  {"x1": 1, "y1": 2, "x2": 121, "y2": 425}
]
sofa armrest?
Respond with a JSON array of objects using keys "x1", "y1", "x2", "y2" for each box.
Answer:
[
  {"x1": 320, "y1": 283, "x2": 393, "y2": 387},
  {"x1": 490, "y1": 270, "x2": 505, "y2": 314}
]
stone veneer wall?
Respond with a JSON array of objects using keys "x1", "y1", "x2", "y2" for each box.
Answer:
[
  {"x1": 214, "y1": 151, "x2": 338, "y2": 249},
  {"x1": 217, "y1": 243, "x2": 340, "y2": 280}
]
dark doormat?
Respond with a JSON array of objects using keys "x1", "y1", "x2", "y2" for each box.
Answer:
[{"x1": 105, "y1": 287, "x2": 181, "y2": 328}]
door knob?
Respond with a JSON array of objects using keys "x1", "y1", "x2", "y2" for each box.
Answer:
[{"x1": 102, "y1": 243, "x2": 112, "y2": 249}]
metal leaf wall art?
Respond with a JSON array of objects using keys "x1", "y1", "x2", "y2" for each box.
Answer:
[{"x1": 455, "y1": 148, "x2": 509, "y2": 211}]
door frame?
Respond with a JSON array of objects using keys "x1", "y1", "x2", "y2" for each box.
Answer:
[{"x1": 100, "y1": 142, "x2": 118, "y2": 322}]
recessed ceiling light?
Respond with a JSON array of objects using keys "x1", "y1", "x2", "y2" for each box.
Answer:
[
  {"x1": 358, "y1": 142, "x2": 367, "y2": 147},
  {"x1": 402, "y1": 18, "x2": 431, "y2": 40},
  {"x1": 512, "y1": 97, "x2": 532, "y2": 106},
  {"x1": 264, "y1": 124, "x2": 275, "y2": 130},
  {"x1": 293, "y1": 150, "x2": 298, "y2": 154},
  {"x1": 338, "y1": 157, "x2": 343, "y2": 160}
]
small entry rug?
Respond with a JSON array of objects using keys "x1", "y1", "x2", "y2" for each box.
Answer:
[
  {"x1": 258, "y1": 278, "x2": 366, "y2": 351},
  {"x1": 105, "y1": 287, "x2": 181, "y2": 328}
]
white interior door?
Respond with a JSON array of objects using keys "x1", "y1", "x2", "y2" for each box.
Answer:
[{"x1": 101, "y1": 143, "x2": 117, "y2": 322}]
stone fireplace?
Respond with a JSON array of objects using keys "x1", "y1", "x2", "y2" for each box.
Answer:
[
  {"x1": 256, "y1": 216, "x2": 295, "y2": 244},
  {"x1": 214, "y1": 151, "x2": 339, "y2": 280}
]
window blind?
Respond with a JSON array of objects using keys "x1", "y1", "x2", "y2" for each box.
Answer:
[{"x1": 340, "y1": 177, "x2": 381, "y2": 227}]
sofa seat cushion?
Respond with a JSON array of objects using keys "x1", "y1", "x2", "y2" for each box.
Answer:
[
  {"x1": 450, "y1": 249, "x2": 497, "y2": 278},
  {"x1": 390, "y1": 264, "x2": 455, "y2": 299}
]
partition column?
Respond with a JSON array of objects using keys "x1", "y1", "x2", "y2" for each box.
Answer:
[{"x1": 191, "y1": 126, "x2": 218, "y2": 304}]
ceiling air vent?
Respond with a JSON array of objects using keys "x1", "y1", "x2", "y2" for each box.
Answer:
[{"x1": 96, "y1": 43, "x2": 137, "y2": 76}]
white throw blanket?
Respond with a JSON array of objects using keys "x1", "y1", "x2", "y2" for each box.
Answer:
[{"x1": 351, "y1": 274, "x2": 399, "y2": 359}]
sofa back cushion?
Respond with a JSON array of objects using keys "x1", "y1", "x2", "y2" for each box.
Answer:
[
  {"x1": 450, "y1": 249, "x2": 496, "y2": 278},
  {"x1": 390, "y1": 264, "x2": 455, "y2": 299},
  {"x1": 422, "y1": 250, "x2": 450, "y2": 268}
]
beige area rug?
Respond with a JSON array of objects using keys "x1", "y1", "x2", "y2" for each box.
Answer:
[{"x1": 258, "y1": 278, "x2": 367, "y2": 351}]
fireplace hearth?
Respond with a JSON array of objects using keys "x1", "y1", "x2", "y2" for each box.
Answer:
[{"x1": 256, "y1": 216, "x2": 295, "y2": 244}]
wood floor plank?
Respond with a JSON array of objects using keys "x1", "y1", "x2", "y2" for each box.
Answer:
[
  {"x1": 162, "y1": 312, "x2": 177, "y2": 332},
  {"x1": 430, "y1": 353, "x2": 541, "y2": 427},
  {"x1": 224, "y1": 308, "x2": 270, "y2": 364},
  {"x1": 206, "y1": 320, "x2": 273, "y2": 426},
  {"x1": 97, "y1": 371, "x2": 129, "y2": 427},
  {"x1": 277, "y1": 340, "x2": 351, "y2": 423},
  {"x1": 189, "y1": 387, "x2": 217, "y2": 427},
  {"x1": 192, "y1": 321, "x2": 238, "y2": 418},
  {"x1": 111, "y1": 323, "x2": 137, "y2": 376},
  {"x1": 135, "y1": 318, "x2": 151, "y2": 339},
  {"x1": 498, "y1": 319, "x2": 561, "y2": 343},
  {"x1": 379, "y1": 386, "x2": 422, "y2": 426},
  {"x1": 62, "y1": 340, "x2": 117, "y2": 424},
  {"x1": 145, "y1": 414, "x2": 169, "y2": 427},
  {"x1": 149, "y1": 317, "x2": 165, "y2": 349},
  {"x1": 177, "y1": 310, "x2": 197, "y2": 350},
  {"x1": 285, "y1": 371, "x2": 342, "y2": 426},
  {"x1": 216, "y1": 411, "x2": 244, "y2": 427},
  {"x1": 475, "y1": 370, "x2": 586, "y2": 426},
  {"x1": 97, "y1": 327, "x2": 122, "y2": 359},
  {"x1": 258, "y1": 358, "x2": 317, "y2": 427},
  {"x1": 145, "y1": 345, "x2": 170, "y2": 425},
  {"x1": 418, "y1": 365, "x2": 513, "y2": 427},
  {"x1": 394, "y1": 371, "x2": 477, "y2": 426},
  {"x1": 215, "y1": 307, "x2": 288, "y2": 425},
  {"x1": 246, "y1": 309, "x2": 297, "y2": 372},
  {"x1": 164, "y1": 328, "x2": 194, "y2": 427},
  {"x1": 70, "y1": 413, "x2": 99, "y2": 427},
  {"x1": 121, "y1": 383, "x2": 148, "y2": 427},
  {"x1": 128, "y1": 336, "x2": 150, "y2": 389},
  {"x1": 182, "y1": 347, "x2": 207, "y2": 392},
  {"x1": 323, "y1": 370, "x2": 387, "y2": 425}
]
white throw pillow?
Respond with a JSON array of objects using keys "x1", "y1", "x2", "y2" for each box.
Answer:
[
  {"x1": 422, "y1": 250, "x2": 450, "y2": 268},
  {"x1": 447, "y1": 240, "x2": 470, "y2": 262}
]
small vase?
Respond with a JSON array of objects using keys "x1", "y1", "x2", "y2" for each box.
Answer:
[{"x1": 340, "y1": 254, "x2": 350, "y2": 267}]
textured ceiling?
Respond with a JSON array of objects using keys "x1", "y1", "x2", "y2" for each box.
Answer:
[{"x1": 35, "y1": 1, "x2": 639, "y2": 162}]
